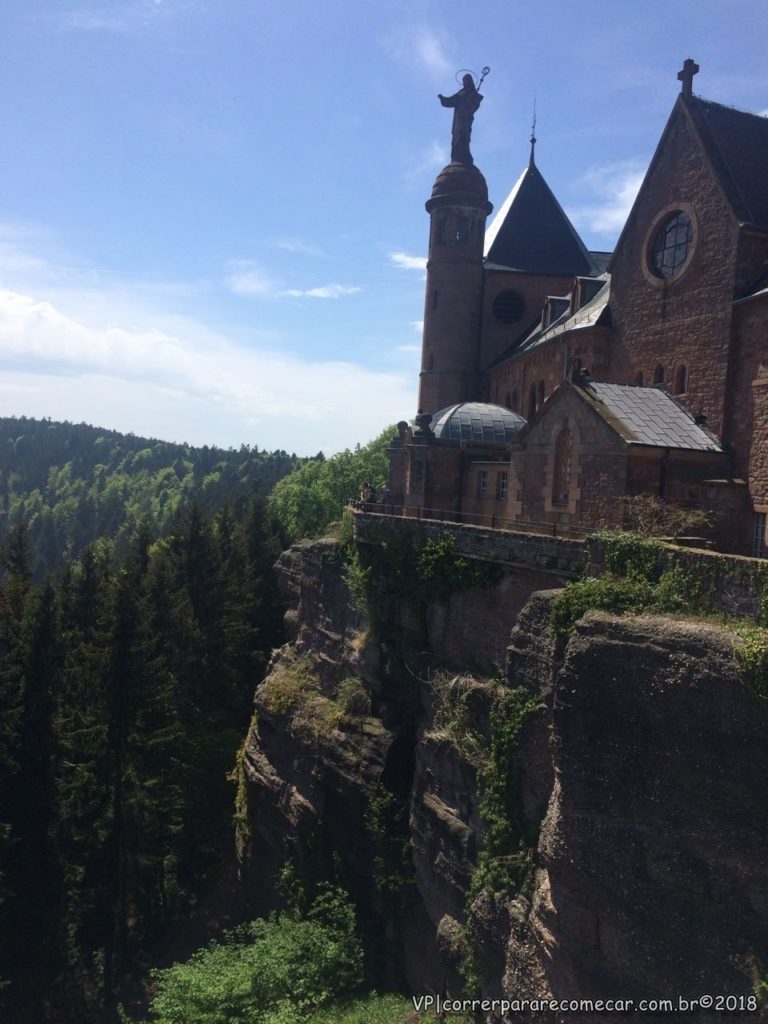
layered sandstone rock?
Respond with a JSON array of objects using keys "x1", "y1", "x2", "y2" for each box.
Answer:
[{"x1": 238, "y1": 536, "x2": 768, "y2": 1021}]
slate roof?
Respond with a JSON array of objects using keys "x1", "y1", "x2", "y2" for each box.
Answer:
[
  {"x1": 483, "y1": 160, "x2": 596, "y2": 275},
  {"x1": 589, "y1": 251, "x2": 612, "y2": 274},
  {"x1": 688, "y1": 97, "x2": 768, "y2": 229},
  {"x1": 430, "y1": 402, "x2": 526, "y2": 443},
  {"x1": 488, "y1": 277, "x2": 611, "y2": 369},
  {"x1": 582, "y1": 382, "x2": 722, "y2": 451}
]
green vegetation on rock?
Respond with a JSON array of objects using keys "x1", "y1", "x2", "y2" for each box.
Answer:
[
  {"x1": 554, "y1": 530, "x2": 768, "y2": 697},
  {"x1": 145, "y1": 887, "x2": 363, "y2": 1024}
]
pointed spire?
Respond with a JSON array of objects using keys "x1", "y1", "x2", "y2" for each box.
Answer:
[{"x1": 529, "y1": 98, "x2": 537, "y2": 165}]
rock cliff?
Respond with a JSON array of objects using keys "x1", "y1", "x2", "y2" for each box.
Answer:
[{"x1": 237, "y1": 532, "x2": 768, "y2": 1021}]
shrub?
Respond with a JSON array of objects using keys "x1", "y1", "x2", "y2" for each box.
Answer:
[
  {"x1": 148, "y1": 887, "x2": 363, "y2": 1024},
  {"x1": 551, "y1": 575, "x2": 657, "y2": 637}
]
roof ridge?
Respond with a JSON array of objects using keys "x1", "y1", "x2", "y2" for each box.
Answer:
[{"x1": 694, "y1": 94, "x2": 768, "y2": 121}]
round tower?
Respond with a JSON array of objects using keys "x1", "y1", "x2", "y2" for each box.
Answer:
[{"x1": 417, "y1": 161, "x2": 493, "y2": 414}]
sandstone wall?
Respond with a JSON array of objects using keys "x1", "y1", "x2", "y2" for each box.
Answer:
[{"x1": 238, "y1": 534, "x2": 768, "y2": 1021}]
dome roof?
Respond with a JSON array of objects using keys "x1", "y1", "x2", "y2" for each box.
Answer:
[
  {"x1": 430, "y1": 402, "x2": 526, "y2": 443},
  {"x1": 428, "y1": 161, "x2": 490, "y2": 207}
]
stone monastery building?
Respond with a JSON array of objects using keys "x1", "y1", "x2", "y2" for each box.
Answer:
[{"x1": 387, "y1": 60, "x2": 768, "y2": 556}]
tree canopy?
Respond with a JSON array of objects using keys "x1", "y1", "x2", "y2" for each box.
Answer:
[
  {"x1": 269, "y1": 426, "x2": 396, "y2": 543},
  {"x1": 0, "y1": 416, "x2": 305, "y2": 578}
]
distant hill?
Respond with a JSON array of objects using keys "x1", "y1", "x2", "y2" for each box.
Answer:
[{"x1": 0, "y1": 416, "x2": 306, "y2": 577}]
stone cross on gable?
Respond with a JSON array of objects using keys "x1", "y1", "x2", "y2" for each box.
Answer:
[{"x1": 677, "y1": 58, "x2": 699, "y2": 99}]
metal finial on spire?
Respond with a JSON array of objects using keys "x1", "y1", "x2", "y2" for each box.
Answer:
[{"x1": 530, "y1": 98, "x2": 537, "y2": 165}]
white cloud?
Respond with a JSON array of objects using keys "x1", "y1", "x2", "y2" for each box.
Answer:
[
  {"x1": 224, "y1": 261, "x2": 360, "y2": 300},
  {"x1": 280, "y1": 284, "x2": 361, "y2": 299},
  {"x1": 568, "y1": 160, "x2": 646, "y2": 238},
  {"x1": 414, "y1": 29, "x2": 452, "y2": 78},
  {"x1": 0, "y1": 287, "x2": 413, "y2": 454},
  {"x1": 406, "y1": 140, "x2": 449, "y2": 183},
  {"x1": 58, "y1": 0, "x2": 183, "y2": 33},
  {"x1": 389, "y1": 252, "x2": 427, "y2": 271},
  {"x1": 224, "y1": 260, "x2": 279, "y2": 297},
  {"x1": 385, "y1": 25, "x2": 453, "y2": 82},
  {"x1": 273, "y1": 238, "x2": 327, "y2": 258}
]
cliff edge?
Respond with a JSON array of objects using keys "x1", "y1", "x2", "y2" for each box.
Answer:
[{"x1": 237, "y1": 531, "x2": 768, "y2": 1021}]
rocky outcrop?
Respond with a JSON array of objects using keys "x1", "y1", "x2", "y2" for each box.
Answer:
[
  {"x1": 500, "y1": 613, "x2": 768, "y2": 1021},
  {"x1": 239, "y1": 534, "x2": 768, "y2": 1020}
]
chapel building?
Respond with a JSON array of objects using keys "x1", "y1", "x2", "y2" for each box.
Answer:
[{"x1": 388, "y1": 60, "x2": 768, "y2": 556}]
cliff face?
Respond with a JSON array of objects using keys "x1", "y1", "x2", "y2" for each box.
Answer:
[{"x1": 238, "y1": 534, "x2": 768, "y2": 1019}]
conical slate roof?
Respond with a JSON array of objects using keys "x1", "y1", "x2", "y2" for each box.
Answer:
[{"x1": 484, "y1": 160, "x2": 596, "y2": 275}]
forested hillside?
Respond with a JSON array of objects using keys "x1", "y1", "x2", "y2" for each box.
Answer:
[
  {"x1": 0, "y1": 417, "x2": 305, "y2": 578},
  {"x1": 0, "y1": 500, "x2": 285, "y2": 1023}
]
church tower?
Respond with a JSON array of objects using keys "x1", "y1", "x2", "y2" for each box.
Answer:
[{"x1": 417, "y1": 77, "x2": 493, "y2": 415}]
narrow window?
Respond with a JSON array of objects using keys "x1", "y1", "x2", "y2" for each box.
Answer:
[
  {"x1": 674, "y1": 365, "x2": 687, "y2": 394},
  {"x1": 654, "y1": 364, "x2": 665, "y2": 385},
  {"x1": 434, "y1": 218, "x2": 447, "y2": 245},
  {"x1": 634, "y1": 370, "x2": 644, "y2": 386},
  {"x1": 754, "y1": 513, "x2": 766, "y2": 558},
  {"x1": 538, "y1": 380, "x2": 545, "y2": 408},
  {"x1": 528, "y1": 383, "x2": 537, "y2": 418},
  {"x1": 409, "y1": 453, "x2": 424, "y2": 494},
  {"x1": 552, "y1": 427, "x2": 573, "y2": 506},
  {"x1": 456, "y1": 215, "x2": 470, "y2": 245},
  {"x1": 496, "y1": 471, "x2": 508, "y2": 501},
  {"x1": 511, "y1": 388, "x2": 518, "y2": 411},
  {"x1": 477, "y1": 470, "x2": 487, "y2": 498}
]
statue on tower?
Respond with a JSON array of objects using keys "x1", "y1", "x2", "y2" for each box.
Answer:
[{"x1": 439, "y1": 71, "x2": 485, "y2": 165}]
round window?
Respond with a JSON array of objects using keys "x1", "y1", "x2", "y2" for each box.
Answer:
[
  {"x1": 649, "y1": 211, "x2": 693, "y2": 279},
  {"x1": 493, "y1": 289, "x2": 525, "y2": 324}
]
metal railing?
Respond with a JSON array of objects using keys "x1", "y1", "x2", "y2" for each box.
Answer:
[{"x1": 350, "y1": 501, "x2": 588, "y2": 540}]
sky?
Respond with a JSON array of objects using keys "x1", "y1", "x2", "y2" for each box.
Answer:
[{"x1": 1, "y1": 1, "x2": 767, "y2": 455}]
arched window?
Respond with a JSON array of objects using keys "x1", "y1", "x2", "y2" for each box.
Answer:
[
  {"x1": 674, "y1": 365, "x2": 687, "y2": 394},
  {"x1": 504, "y1": 390, "x2": 511, "y2": 409},
  {"x1": 528, "y1": 383, "x2": 537, "y2": 418},
  {"x1": 634, "y1": 370, "x2": 644, "y2": 386},
  {"x1": 511, "y1": 388, "x2": 518, "y2": 411},
  {"x1": 552, "y1": 426, "x2": 573, "y2": 506},
  {"x1": 538, "y1": 380, "x2": 545, "y2": 408},
  {"x1": 653, "y1": 364, "x2": 665, "y2": 385}
]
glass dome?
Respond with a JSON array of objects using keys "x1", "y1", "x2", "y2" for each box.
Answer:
[{"x1": 430, "y1": 402, "x2": 526, "y2": 443}]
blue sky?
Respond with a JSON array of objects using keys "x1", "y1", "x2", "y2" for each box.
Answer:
[{"x1": 0, "y1": 0, "x2": 766, "y2": 454}]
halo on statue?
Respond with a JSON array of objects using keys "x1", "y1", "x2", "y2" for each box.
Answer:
[
  {"x1": 455, "y1": 68, "x2": 478, "y2": 87},
  {"x1": 453, "y1": 66, "x2": 491, "y2": 89}
]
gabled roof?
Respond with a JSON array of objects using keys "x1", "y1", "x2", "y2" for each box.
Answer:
[
  {"x1": 579, "y1": 382, "x2": 721, "y2": 451},
  {"x1": 609, "y1": 93, "x2": 768, "y2": 271},
  {"x1": 687, "y1": 97, "x2": 768, "y2": 230},
  {"x1": 488, "y1": 277, "x2": 611, "y2": 370},
  {"x1": 483, "y1": 159, "x2": 596, "y2": 275}
]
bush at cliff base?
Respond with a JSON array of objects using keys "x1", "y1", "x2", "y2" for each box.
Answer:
[{"x1": 147, "y1": 887, "x2": 362, "y2": 1024}]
